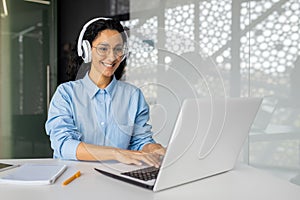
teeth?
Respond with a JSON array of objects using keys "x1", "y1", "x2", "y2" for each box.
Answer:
[{"x1": 102, "y1": 62, "x2": 113, "y2": 67}]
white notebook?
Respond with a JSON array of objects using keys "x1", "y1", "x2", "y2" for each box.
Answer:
[{"x1": 0, "y1": 163, "x2": 67, "y2": 185}]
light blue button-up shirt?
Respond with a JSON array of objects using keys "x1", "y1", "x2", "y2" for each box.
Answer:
[{"x1": 45, "y1": 73, "x2": 155, "y2": 160}]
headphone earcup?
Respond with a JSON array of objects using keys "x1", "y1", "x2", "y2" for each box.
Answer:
[{"x1": 81, "y1": 40, "x2": 91, "y2": 63}]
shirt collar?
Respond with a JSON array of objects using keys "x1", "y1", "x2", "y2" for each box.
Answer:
[
  {"x1": 82, "y1": 72, "x2": 117, "y2": 99},
  {"x1": 105, "y1": 76, "x2": 117, "y2": 97}
]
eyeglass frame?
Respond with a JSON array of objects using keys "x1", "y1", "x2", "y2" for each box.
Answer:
[{"x1": 92, "y1": 44, "x2": 127, "y2": 57}]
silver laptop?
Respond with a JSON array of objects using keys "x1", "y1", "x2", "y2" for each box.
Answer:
[{"x1": 94, "y1": 97, "x2": 262, "y2": 191}]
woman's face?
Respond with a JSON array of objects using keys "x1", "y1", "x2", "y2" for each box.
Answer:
[{"x1": 90, "y1": 29, "x2": 124, "y2": 80}]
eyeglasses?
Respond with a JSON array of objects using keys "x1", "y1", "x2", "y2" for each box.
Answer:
[{"x1": 92, "y1": 44, "x2": 127, "y2": 57}]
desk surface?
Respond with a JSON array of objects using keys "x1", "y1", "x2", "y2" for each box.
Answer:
[{"x1": 0, "y1": 158, "x2": 299, "y2": 200}]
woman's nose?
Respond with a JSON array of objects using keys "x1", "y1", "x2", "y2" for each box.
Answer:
[{"x1": 106, "y1": 48, "x2": 117, "y2": 61}]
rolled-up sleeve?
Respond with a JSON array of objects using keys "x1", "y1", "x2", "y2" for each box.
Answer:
[{"x1": 45, "y1": 84, "x2": 82, "y2": 160}]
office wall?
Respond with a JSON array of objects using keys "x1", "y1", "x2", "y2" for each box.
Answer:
[{"x1": 127, "y1": 0, "x2": 300, "y2": 182}]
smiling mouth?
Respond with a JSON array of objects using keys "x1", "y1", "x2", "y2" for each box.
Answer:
[{"x1": 101, "y1": 62, "x2": 115, "y2": 68}]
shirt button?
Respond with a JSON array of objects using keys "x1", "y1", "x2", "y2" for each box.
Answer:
[{"x1": 100, "y1": 122, "x2": 105, "y2": 126}]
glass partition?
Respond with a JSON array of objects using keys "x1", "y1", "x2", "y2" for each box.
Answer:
[
  {"x1": 128, "y1": 0, "x2": 300, "y2": 184},
  {"x1": 0, "y1": 0, "x2": 55, "y2": 158}
]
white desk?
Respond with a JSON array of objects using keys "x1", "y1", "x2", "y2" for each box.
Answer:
[{"x1": 0, "y1": 158, "x2": 300, "y2": 200}]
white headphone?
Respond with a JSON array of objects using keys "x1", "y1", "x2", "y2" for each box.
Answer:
[{"x1": 77, "y1": 17, "x2": 129, "y2": 63}]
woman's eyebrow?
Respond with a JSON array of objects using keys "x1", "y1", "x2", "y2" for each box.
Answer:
[
  {"x1": 97, "y1": 43, "x2": 110, "y2": 46},
  {"x1": 96, "y1": 43, "x2": 123, "y2": 47}
]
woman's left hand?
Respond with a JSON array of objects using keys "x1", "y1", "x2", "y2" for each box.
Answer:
[{"x1": 142, "y1": 143, "x2": 166, "y2": 156}]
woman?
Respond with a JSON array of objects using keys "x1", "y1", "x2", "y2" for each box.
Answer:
[{"x1": 45, "y1": 17, "x2": 165, "y2": 167}]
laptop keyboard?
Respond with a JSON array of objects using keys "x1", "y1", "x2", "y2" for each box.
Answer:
[{"x1": 121, "y1": 166, "x2": 159, "y2": 181}]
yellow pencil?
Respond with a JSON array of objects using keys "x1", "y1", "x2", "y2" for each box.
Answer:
[{"x1": 62, "y1": 171, "x2": 81, "y2": 186}]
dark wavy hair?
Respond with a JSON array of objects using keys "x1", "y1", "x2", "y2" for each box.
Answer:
[{"x1": 67, "y1": 18, "x2": 127, "y2": 81}]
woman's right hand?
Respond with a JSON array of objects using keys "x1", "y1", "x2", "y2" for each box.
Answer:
[
  {"x1": 76, "y1": 142, "x2": 162, "y2": 168},
  {"x1": 113, "y1": 149, "x2": 162, "y2": 168}
]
